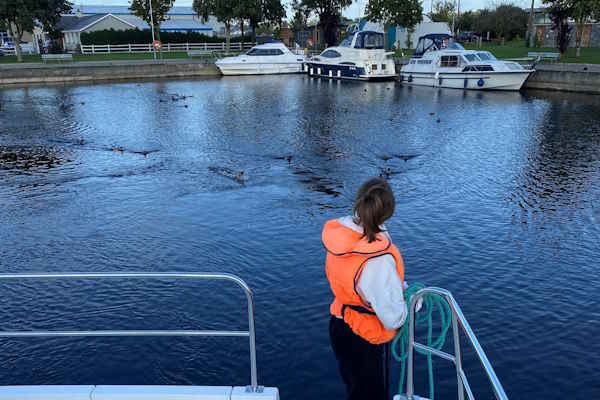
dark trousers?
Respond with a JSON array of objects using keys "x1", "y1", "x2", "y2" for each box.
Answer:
[{"x1": 329, "y1": 316, "x2": 390, "y2": 400}]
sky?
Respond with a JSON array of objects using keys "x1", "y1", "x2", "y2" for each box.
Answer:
[{"x1": 74, "y1": 0, "x2": 542, "y2": 19}]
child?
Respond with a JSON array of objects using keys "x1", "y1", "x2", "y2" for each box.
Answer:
[{"x1": 323, "y1": 177, "x2": 408, "y2": 400}]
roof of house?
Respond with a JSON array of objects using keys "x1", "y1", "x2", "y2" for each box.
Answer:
[
  {"x1": 68, "y1": 5, "x2": 196, "y2": 16},
  {"x1": 117, "y1": 16, "x2": 212, "y2": 31},
  {"x1": 56, "y1": 14, "x2": 106, "y2": 31},
  {"x1": 57, "y1": 13, "x2": 136, "y2": 32}
]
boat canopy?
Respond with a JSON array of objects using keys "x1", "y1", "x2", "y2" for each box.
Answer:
[
  {"x1": 413, "y1": 34, "x2": 464, "y2": 57},
  {"x1": 356, "y1": 31, "x2": 384, "y2": 49}
]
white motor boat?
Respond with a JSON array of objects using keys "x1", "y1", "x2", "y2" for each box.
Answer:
[
  {"x1": 304, "y1": 30, "x2": 396, "y2": 81},
  {"x1": 400, "y1": 34, "x2": 533, "y2": 90},
  {"x1": 216, "y1": 42, "x2": 305, "y2": 76}
]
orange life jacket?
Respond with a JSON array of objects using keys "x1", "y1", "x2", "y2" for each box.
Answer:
[{"x1": 323, "y1": 219, "x2": 405, "y2": 344}]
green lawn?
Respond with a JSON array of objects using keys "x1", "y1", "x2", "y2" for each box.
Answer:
[
  {"x1": 0, "y1": 51, "x2": 244, "y2": 64},
  {"x1": 464, "y1": 41, "x2": 600, "y2": 64},
  {"x1": 394, "y1": 40, "x2": 600, "y2": 64}
]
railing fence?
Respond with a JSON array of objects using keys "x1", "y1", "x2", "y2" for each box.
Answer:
[{"x1": 80, "y1": 42, "x2": 256, "y2": 55}]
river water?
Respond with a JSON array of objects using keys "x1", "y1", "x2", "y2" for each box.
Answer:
[{"x1": 0, "y1": 76, "x2": 599, "y2": 399}]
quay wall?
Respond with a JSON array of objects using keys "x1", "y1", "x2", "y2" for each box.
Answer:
[
  {"x1": 0, "y1": 60, "x2": 220, "y2": 86},
  {"x1": 524, "y1": 63, "x2": 600, "y2": 94}
]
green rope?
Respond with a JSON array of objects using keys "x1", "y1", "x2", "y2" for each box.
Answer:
[{"x1": 391, "y1": 283, "x2": 452, "y2": 400}]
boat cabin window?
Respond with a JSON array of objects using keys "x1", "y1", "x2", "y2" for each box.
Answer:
[
  {"x1": 440, "y1": 55, "x2": 459, "y2": 67},
  {"x1": 321, "y1": 50, "x2": 341, "y2": 58},
  {"x1": 247, "y1": 48, "x2": 285, "y2": 56},
  {"x1": 463, "y1": 54, "x2": 481, "y2": 62},
  {"x1": 417, "y1": 59, "x2": 432, "y2": 64},
  {"x1": 354, "y1": 32, "x2": 384, "y2": 49},
  {"x1": 477, "y1": 52, "x2": 496, "y2": 61}
]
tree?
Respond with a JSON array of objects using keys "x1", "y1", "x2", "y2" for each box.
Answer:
[
  {"x1": 290, "y1": 0, "x2": 309, "y2": 32},
  {"x1": 299, "y1": 0, "x2": 352, "y2": 47},
  {"x1": 365, "y1": 0, "x2": 422, "y2": 48},
  {"x1": 544, "y1": 0, "x2": 572, "y2": 53},
  {"x1": 129, "y1": 0, "x2": 174, "y2": 42},
  {"x1": 430, "y1": 0, "x2": 454, "y2": 25},
  {"x1": 570, "y1": 0, "x2": 600, "y2": 56},
  {"x1": 493, "y1": 4, "x2": 528, "y2": 45},
  {"x1": 0, "y1": 0, "x2": 71, "y2": 62},
  {"x1": 194, "y1": 0, "x2": 237, "y2": 51},
  {"x1": 457, "y1": 10, "x2": 475, "y2": 32}
]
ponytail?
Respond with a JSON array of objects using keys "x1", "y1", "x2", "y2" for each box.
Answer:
[{"x1": 353, "y1": 178, "x2": 395, "y2": 243}]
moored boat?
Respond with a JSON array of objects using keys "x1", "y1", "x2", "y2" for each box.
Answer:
[
  {"x1": 304, "y1": 30, "x2": 396, "y2": 81},
  {"x1": 400, "y1": 34, "x2": 533, "y2": 90},
  {"x1": 216, "y1": 42, "x2": 305, "y2": 76}
]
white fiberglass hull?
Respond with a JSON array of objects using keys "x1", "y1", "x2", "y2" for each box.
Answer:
[
  {"x1": 399, "y1": 70, "x2": 533, "y2": 91},
  {"x1": 216, "y1": 62, "x2": 303, "y2": 76}
]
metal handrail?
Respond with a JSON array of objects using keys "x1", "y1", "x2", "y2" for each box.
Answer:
[
  {"x1": 0, "y1": 272, "x2": 260, "y2": 393},
  {"x1": 406, "y1": 287, "x2": 508, "y2": 400}
]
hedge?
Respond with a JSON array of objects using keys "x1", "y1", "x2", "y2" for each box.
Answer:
[{"x1": 81, "y1": 29, "x2": 253, "y2": 45}]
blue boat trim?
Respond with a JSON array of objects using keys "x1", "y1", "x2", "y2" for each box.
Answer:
[{"x1": 305, "y1": 62, "x2": 366, "y2": 79}]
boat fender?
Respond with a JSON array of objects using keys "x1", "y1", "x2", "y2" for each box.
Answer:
[
  {"x1": 439, "y1": 77, "x2": 443, "y2": 86},
  {"x1": 399, "y1": 74, "x2": 404, "y2": 83},
  {"x1": 464, "y1": 78, "x2": 468, "y2": 88},
  {"x1": 408, "y1": 75, "x2": 413, "y2": 83},
  {"x1": 435, "y1": 72, "x2": 440, "y2": 87},
  {"x1": 477, "y1": 78, "x2": 485, "y2": 87}
]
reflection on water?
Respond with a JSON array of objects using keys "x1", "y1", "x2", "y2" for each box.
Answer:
[{"x1": 1, "y1": 77, "x2": 600, "y2": 400}]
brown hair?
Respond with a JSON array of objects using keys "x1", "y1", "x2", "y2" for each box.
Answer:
[{"x1": 353, "y1": 177, "x2": 395, "y2": 243}]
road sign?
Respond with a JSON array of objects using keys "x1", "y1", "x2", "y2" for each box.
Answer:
[{"x1": 153, "y1": 40, "x2": 162, "y2": 51}]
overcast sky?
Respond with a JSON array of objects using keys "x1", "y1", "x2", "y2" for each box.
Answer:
[{"x1": 75, "y1": 0, "x2": 541, "y2": 19}]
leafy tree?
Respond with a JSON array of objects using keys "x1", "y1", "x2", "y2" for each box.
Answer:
[
  {"x1": 0, "y1": 0, "x2": 71, "y2": 62},
  {"x1": 457, "y1": 10, "x2": 475, "y2": 32},
  {"x1": 544, "y1": 0, "x2": 572, "y2": 53},
  {"x1": 493, "y1": 4, "x2": 528, "y2": 45},
  {"x1": 365, "y1": 0, "x2": 422, "y2": 48},
  {"x1": 570, "y1": 0, "x2": 600, "y2": 56},
  {"x1": 473, "y1": 8, "x2": 495, "y2": 37},
  {"x1": 299, "y1": 0, "x2": 352, "y2": 47},
  {"x1": 194, "y1": 0, "x2": 237, "y2": 51},
  {"x1": 290, "y1": 0, "x2": 309, "y2": 31},
  {"x1": 129, "y1": 0, "x2": 175, "y2": 42},
  {"x1": 430, "y1": 0, "x2": 454, "y2": 25}
]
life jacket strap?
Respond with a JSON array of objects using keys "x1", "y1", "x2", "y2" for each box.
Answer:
[{"x1": 341, "y1": 304, "x2": 376, "y2": 317}]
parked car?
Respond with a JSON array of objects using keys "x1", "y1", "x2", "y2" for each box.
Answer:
[{"x1": 457, "y1": 31, "x2": 480, "y2": 43}]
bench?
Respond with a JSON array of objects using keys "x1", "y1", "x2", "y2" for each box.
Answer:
[
  {"x1": 187, "y1": 50, "x2": 214, "y2": 59},
  {"x1": 41, "y1": 54, "x2": 73, "y2": 63},
  {"x1": 528, "y1": 52, "x2": 560, "y2": 62}
]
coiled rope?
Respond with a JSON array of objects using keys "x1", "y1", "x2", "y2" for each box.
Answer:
[{"x1": 391, "y1": 283, "x2": 453, "y2": 400}]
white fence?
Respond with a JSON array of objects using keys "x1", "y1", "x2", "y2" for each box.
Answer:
[
  {"x1": 1, "y1": 47, "x2": 17, "y2": 55},
  {"x1": 80, "y1": 42, "x2": 256, "y2": 55}
]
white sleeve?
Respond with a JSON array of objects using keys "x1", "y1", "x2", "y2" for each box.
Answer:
[{"x1": 356, "y1": 254, "x2": 408, "y2": 330}]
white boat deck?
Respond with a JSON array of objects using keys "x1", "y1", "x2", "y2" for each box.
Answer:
[{"x1": 0, "y1": 385, "x2": 279, "y2": 400}]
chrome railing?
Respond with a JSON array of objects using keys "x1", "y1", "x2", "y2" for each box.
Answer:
[
  {"x1": 0, "y1": 272, "x2": 261, "y2": 393},
  {"x1": 406, "y1": 287, "x2": 508, "y2": 400}
]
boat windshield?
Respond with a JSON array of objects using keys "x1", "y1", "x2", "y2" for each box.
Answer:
[
  {"x1": 477, "y1": 51, "x2": 496, "y2": 61},
  {"x1": 339, "y1": 36, "x2": 352, "y2": 47},
  {"x1": 463, "y1": 53, "x2": 481, "y2": 62},
  {"x1": 354, "y1": 31, "x2": 384, "y2": 49},
  {"x1": 413, "y1": 34, "x2": 464, "y2": 56}
]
